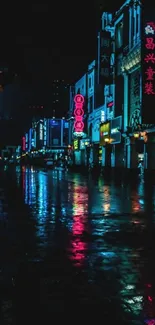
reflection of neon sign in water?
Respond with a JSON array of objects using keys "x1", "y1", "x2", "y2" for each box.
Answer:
[
  {"x1": 74, "y1": 94, "x2": 84, "y2": 133},
  {"x1": 68, "y1": 186, "x2": 88, "y2": 267}
]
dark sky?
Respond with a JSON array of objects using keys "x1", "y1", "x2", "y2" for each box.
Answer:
[{"x1": 2, "y1": 0, "x2": 124, "y2": 84}]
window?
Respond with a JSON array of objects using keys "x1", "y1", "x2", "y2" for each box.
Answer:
[{"x1": 116, "y1": 21, "x2": 123, "y2": 48}]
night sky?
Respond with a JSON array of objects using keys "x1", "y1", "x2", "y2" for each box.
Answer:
[
  {"x1": 0, "y1": 0, "x2": 124, "y2": 141},
  {"x1": 2, "y1": 0, "x2": 124, "y2": 84}
]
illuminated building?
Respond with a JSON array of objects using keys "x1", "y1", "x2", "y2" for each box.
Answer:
[
  {"x1": 22, "y1": 118, "x2": 69, "y2": 160},
  {"x1": 69, "y1": 0, "x2": 155, "y2": 171}
]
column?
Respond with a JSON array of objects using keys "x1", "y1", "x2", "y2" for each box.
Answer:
[
  {"x1": 123, "y1": 73, "x2": 128, "y2": 132},
  {"x1": 126, "y1": 143, "x2": 138, "y2": 169},
  {"x1": 130, "y1": 144, "x2": 138, "y2": 169}
]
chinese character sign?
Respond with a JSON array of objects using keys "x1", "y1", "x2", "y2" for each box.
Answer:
[
  {"x1": 142, "y1": 7, "x2": 155, "y2": 123},
  {"x1": 99, "y1": 31, "x2": 112, "y2": 84},
  {"x1": 74, "y1": 94, "x2": 84, "y2": 133}
]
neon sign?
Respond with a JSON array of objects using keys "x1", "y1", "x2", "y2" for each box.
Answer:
[
  {"x1": 74, "y1": 94, "x2": 84, "y2": 133},
  {"x1": 142, "y1": 9, "x2": 155, "y2": 123},
  {"x1": 39, "y1": 122, "x2": 43, "y2": 140},
  {"x1": 144, "y1": 22, "x2": 155, "y2": 95},
  {"x1": 22, "y1": 136, "x2": 26, "y2": 151}
]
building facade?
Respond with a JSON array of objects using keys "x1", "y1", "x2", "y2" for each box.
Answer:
[
  {"x1": 22, "y1": 117, "x2": 69, "y2": 161},
  {"x1": 69, "y1": 0, "x2": 155, "y2": 172}
]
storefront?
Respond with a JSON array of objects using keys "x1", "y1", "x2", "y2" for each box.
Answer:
[
  {"x1": 110, "y1": 116, "x2": 123, "y2": 168},
  {"x1": 100, "y1": 122, "x2": 111, "y2": 167}
]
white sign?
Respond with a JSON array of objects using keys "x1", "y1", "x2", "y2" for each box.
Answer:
[{"x1": 101, "y1": 110, "x2": 105, "y2": 123}]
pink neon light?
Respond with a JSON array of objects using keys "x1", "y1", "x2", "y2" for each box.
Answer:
[
  {"x1": 74, "y1": 94, "x2": 84, "y2": 133},
  {"x1": 145, "y1": 66, "x2": 155, "y2": 80},
  {"x1": 74, "y1": 108, "x2": 84, "y2": 117},
  {"x1": 144, "y1": 24, "x2": 155, "y2": 96},
  {"x1": 145, "y1": 38, "x2": 155, "y2": 50},
  {"x1": 144, "y1": 53, "x2": 155, "y2": 63},
  {"x1": 145, "y1": 82, "x2": 155, "y2": 94},
  {"x1": 107, "y1": 101, "x2": 114, "y2": 107},
  {"x1": 74, "y1": 121, "x2": 84, "y2": 132},
  {"x1": 74, "y1": 94, "x2": 84, "y2": 104}
]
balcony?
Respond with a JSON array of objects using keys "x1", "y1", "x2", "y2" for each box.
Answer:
[{"x1": 121, "y1": 39, "x2": 141, "y2": 73}]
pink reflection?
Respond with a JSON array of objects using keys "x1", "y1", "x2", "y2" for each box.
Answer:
[
  {"x1": 67, "y1": 185, "x2": 88, "y2": 266},
  {"x1": 69, "y1": 239, "x2": 87, "y2": 266},
  {"x1": 72, "y1": 216, "x2": 85, "y2": 235},
  {"x1": 145, "y1": 320, "x2": 155, "y2": 325}
]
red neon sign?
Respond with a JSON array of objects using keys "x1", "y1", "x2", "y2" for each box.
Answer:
[
  {"x1": 74, "y1": 94, "x2": 84, "y2": 133},
  {"x1": 107, "y1": 101, "x2": 114, "y2": 107},
  {"x1": 144, "y1": 22, "x2": 155, "y2": 95}
]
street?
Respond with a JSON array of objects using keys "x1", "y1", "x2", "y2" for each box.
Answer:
[{"x1": 0, "y1": 166, "x2": 154, "y2": 324}]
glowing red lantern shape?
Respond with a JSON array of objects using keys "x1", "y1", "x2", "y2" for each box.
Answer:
[{"x1": 74, "y1": 94, "x2": 85, "y2": 133}]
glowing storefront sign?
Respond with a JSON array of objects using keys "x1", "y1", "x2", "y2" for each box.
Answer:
[
  {"x1": 73, "y1": 139, "x2": 79, "y2": 150},
  {"x1": 100, "y1": 122, "x2": 110, "y2": 146},
  {"x1": 74, "y1": 94, "x2": 84, "y2": 133},
  {"x1": 101, "y1": 110, "x2": 105, "y2": 123}
]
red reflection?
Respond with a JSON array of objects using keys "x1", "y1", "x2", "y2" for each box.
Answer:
[
  {"x1": 144, "y1": 283, "x2": 155, "y2": 320},
  {"x1": 131, "y1": 192, "x2": 141, "y2": 212},
  {"x1": 148, "y1": 296, "x2": 153, "y2": 302}
]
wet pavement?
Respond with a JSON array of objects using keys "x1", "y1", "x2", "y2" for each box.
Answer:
[{"x1": 0, "y1": 166, "x2": 155, "y2": 324}]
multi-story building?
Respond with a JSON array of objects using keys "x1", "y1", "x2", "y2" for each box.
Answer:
[
  {"x1": 51, "y1": 79, "x2": 70, "y2": 118},
  {"x1": 69, "y1": 0, "x2": 155, "y2": 172},
  {"x1": 23, "y1": 117, "x2": 69, "y2": 161}
]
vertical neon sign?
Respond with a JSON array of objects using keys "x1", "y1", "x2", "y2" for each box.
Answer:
[
  {"x1": 74, "y1": 94, "x2": 84, "y2": 133},
  {"x1": 142, "y1": 5, "x2": 155, "y2": 123},
  {"x1": 144, "y1": 23, "x2": 155, "y2": 95}
]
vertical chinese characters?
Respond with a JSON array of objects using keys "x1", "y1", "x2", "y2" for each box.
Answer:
[
  {"x1": 74, "y1": 94, "x2": 84, "y2": 133},
  {"x1": 144, "y1": 22, "x2": 155, "y2": 95}
]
